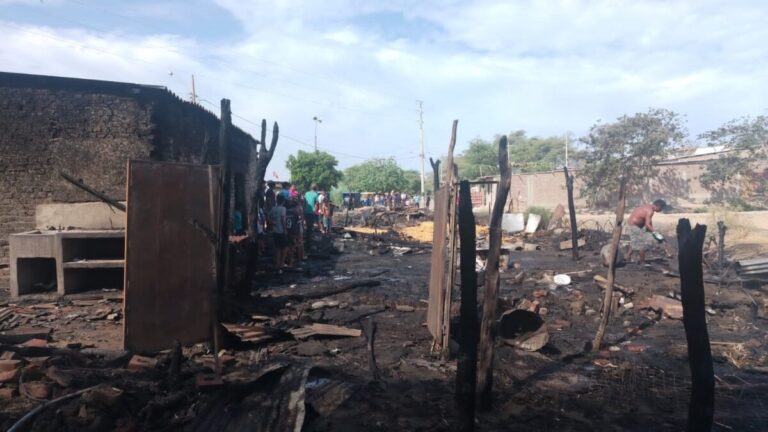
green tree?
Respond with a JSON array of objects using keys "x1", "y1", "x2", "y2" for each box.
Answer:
[
  {"x1": 329, "y1": 181, "x2": 349, "y2": 205},
  {"x1": 344, "y1": 158, "x2": 407, "y2": 192},
  {"x1": 578, "y1": 108, "x2": 687, "y2": 207},
  {"x1": 699, "y1": 115, "x2": 768, "y2": 208},
  {"x1": 285, "y1": 150, "x2": 343, "y2": 191},
  {"x1": 403, "y1": 170, "x2": 433, "y2": 195},
  {"x1": 458, "y1": 132, "x2": 575, "y2": 177},
  {"x1": 507, "y1": 130, "x2": 574, "y2": 173},
  {"x1": 456, "y1": 138, "x2": 500, "y2": 179}
]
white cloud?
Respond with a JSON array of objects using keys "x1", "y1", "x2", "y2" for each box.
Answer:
[{"x1": 1, "y1": 0, "x2": 767, "y2": 179}]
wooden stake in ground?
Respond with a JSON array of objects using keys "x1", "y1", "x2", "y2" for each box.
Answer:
[
  {"x1": 592, "y1": 178, "x2": 626, "y2": 352},
  {"x1": 441, "y1": 121, "x2": 459, "y2": 357},
  {"x1": 677, "y1": 219, "x2": 714, "y2": 432},
  {"x1": 563, "y1": 166, "x2": 578, "y2": 261},
  {"x1": 455, "y1": 180, "x2": 478, "y2": 432},
  {"x1": 477, "y1": 135, "x2": 511, "y2": 410},
  {"x1": 717, "y1": 221, "x2": 727, "y2": 270}
]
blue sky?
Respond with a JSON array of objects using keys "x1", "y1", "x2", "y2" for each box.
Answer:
[{"x1": 1, "y1": 0, "x2": 767, "y2": 180}]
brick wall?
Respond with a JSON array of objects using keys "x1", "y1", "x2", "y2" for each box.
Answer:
[
  {"x1": 476, "y1": 156, "x2": 767, "y2": 213},
  {"x1": 0, "y1": 73, "x2": 255, "y2": 288}
]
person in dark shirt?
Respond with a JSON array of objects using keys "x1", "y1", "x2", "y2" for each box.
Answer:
[
  {"x1": 268, "y1": 194, "x2": 288, "y2": 272},
  {"x1": 265, "y1": 181, "x2": 276, "y2": 213},
  {"x1": 285, "y1": 200, "x2": 304, "y2": 266}
]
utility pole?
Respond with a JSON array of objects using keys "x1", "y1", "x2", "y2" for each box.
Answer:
[
  {"x1": 564, "y1": 132, "x2": 569, "y2": 168},
  {"x1": 417, "y1": 100, "x2": 426, "y2": 200},
  {"x1": 313, "y1": 116, "x2": 322, "y2": 152},
  {"x1": 190, "y1": 74, "x2": 197, "y2": 104}
]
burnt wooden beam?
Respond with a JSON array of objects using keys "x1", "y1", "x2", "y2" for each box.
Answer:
[
  {"x1": 592, "y1": 177, "x2": 626, "y2": 352},
  {"x1": 362, "y1": 318, "x2": 380, "y2": 382},
  {"x1": 59, "y1": 171, "x2": 126, "y2": 212},
  {"x1": 477, "y1": 135, "x2": 511, "y2": 409},
  {"x1": 563, "y1": 166, "x2": 578, "y2": 260},
  {"x1": 677, "y1": 219, "x2": 714, "y2": 432},
  {"x1": 455, "y1": 180, "x2": 477, "y2": 432}
]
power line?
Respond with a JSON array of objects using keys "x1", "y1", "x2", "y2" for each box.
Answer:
[
  {"x1": 0, "y1": 19, "x2": 407, "y2": 117},
  {"x1": 204, "y1": 101, "x2": 372, "y2": 161},
  {"x1": 41, "y1": 0, "x2": 416, "y2": 108}
]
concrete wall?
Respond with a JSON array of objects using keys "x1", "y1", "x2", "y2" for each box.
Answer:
[
  {"x1": 0, "y1": 72, "x2": 256, "y2": 287},
  {"x1": 473, "y1": 155, "x2": 766, "y2": 213},
  {"x1": 36, "y1": 202, "x2": 127, "y2": 230}
]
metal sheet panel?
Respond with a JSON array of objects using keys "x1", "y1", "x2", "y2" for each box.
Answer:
[
  {"x1": 427, "y1": 187, "x2": 449, "y2": 339},
  {"x1": 123, "y1": 160, "x2": 219, "y2": 352}
]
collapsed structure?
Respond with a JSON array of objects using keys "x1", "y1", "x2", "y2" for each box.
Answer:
[{"x1": 0, "y1": 72, "x2": 257, "y2": 288}]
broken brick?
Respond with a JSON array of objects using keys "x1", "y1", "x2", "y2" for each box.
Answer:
[
  {"x1": 26, "y1": 357, "x2": 49, "y2": 367},
  {"x1": 83, "y1": 384, "x2": 124, "y2": 408},
  {"x1": 195, "y1": 373, "x2": 223, "y2": 391},
  {"x1": 0, "y1": 360, "x2": 22, "y2": 372},
  {"x1": 0, "y1": 351, "x2": 19, "y2": 361},
  {"x1": 218, "y1": 354, "x2": 236, "y2": 366},
  {"x1": 46, "y1": 366, "x2": 75, "y2": 387},
  {"x1": 0, "y1": 387, "x2": 16, "y2": 400},
  {"x1": 21, "y1": 339, "x2": 49, "y2": 348},
  {"x1": 127, "y1": 355, "x2": 158, "y2": 371},
  {"x1": 547, "y1": 319, "x2": 571, "y2": 331},
  {"x1": 0, "y1": 368, "x2": 20, "y2": 383},
  {"x1": 22, "y1": 381, "x2": 50, "y2": 399}
]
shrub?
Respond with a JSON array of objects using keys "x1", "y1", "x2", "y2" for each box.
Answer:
[{"x1": 527, "y1": 206, "x2": 553, "y2": 230}]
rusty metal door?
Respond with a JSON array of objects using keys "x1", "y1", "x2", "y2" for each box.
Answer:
[{"x1": 123, "y1": 160, "x2": 219, "y2": 352}]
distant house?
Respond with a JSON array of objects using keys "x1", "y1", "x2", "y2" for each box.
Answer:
[{"x1": 0, "y1": 71, "x2": 257, "y2": 287}]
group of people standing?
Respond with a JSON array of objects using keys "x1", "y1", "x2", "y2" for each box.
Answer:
[
  {"x1": 259, "y1": 181, "x2": 335, "y2": 273},
  {"x1": 363, "y1": 191, "x2": 428, "y2": 209}
]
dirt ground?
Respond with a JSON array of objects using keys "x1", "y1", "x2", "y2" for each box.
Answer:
[{"x1": 0, "y1": 212, "x2": 767, "y2": 431}]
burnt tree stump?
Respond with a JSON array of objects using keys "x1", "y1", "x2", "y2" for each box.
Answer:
[
  {"x1": 455, "y1": 180, "x2": 477, "y2": 432},
  {"x1": 677, "y1": 219, "x2": 714, "y2": 432}
]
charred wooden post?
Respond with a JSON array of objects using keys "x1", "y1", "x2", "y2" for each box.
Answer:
[
  {"x1": 430, "y1": 157, "x2": 441, "y2": 193},
  {"x1": 255, "y1": 121, "x2": 279, "y2": 214},
  {"x1": 455, "y1": 180, "x2": 478, "y2": 432},
  {"x1": 563, "y1": 166, "x2": 578, "y2": 260},
  {"x1": 677, "y1": 219, "x2": 714, "y2": 432},
  {"x1": 592, "y1": 177, "x2": 626, "y2": 352},
  {"x1": 243, "y1": 120, "x2": 278, "y2": 291},
  {"x1": 717, "y1": 221, "x2": 727, "y2": 270},
  {"x1": 362, "y1": 318, "x2": 380, "y2": 382},
  {"x1": 217, "y1": 98, "x2": 232, "y2": 291},
  {"x1": 207, "y1": 166, "x2": 221, "y2": 373},
  {"x1": 477, "y1": 135, "x2": 511, "y2": 410}
]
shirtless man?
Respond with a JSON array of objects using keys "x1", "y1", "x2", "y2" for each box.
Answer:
[{"x1": 626, "y1": 199, "x2": 666, "y2": 265}]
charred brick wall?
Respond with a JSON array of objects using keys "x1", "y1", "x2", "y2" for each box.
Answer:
[{"x1": 0, "y1": 72, "x2": 255, "y2": 287}]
